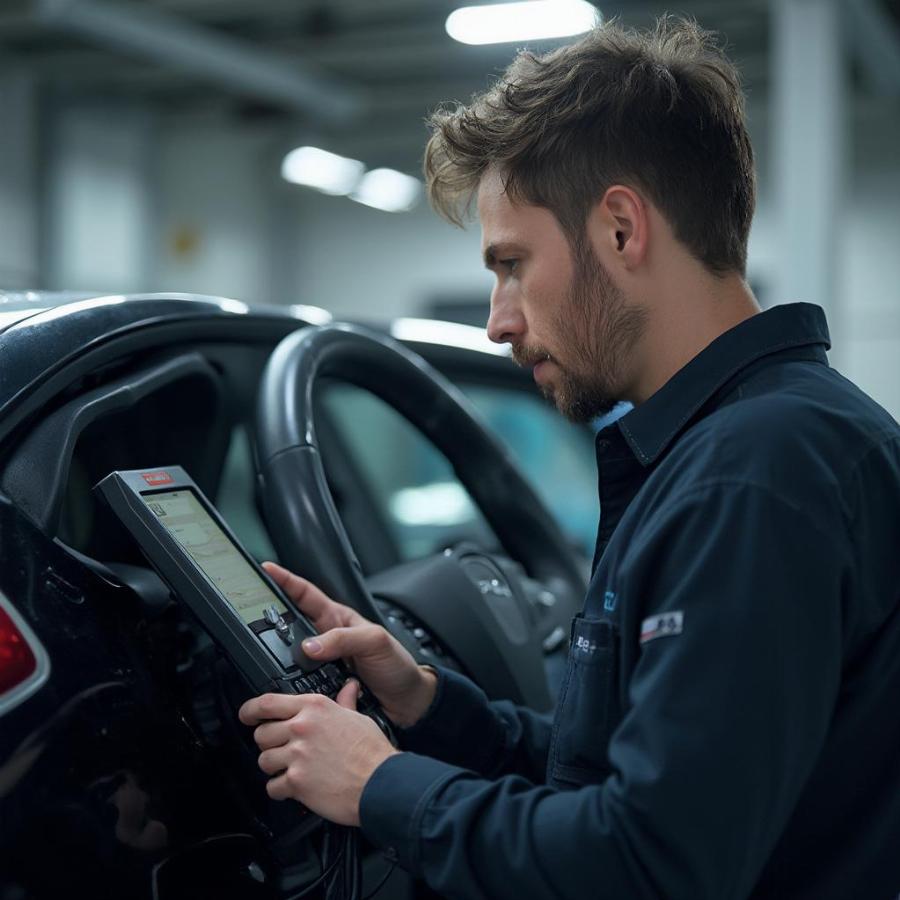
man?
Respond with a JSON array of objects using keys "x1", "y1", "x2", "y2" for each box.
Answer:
[{"x1": 240, "y1": 17, "x2": 900, "y2": 898}]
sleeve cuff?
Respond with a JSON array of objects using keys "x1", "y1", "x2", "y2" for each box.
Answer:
[
  {"x1": 359, "y1": 752, "x2": 462, "y2": 875},
  {"x1": 396, "y1": 666, "x2": 506, "y2": 773}
]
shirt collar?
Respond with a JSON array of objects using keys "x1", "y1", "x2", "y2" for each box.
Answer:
[{"x1": 612, "y1": 302, "x2": 831, "y2": 466}]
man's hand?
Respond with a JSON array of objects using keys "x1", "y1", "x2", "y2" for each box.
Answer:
[
  {"x1": 238, "y1": 679, "x2": 398, "y2": 826},
  {"x1": 262, "y1": 562, "x2": 437, "y2": 728}
]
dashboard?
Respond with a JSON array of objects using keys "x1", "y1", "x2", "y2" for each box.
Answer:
[{"x1": 0, "y1": 296, "x2": 592, "y2": 900}]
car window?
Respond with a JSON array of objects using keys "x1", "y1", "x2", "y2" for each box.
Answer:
[
  {"x1": 459, "y1": 384, "x2": 598, "y2": 560},
  {"x1": 215, "y1": 383, "x2": 598, "y2": 569},
  {"x1": 320, "y1": 380, "x2": 598, "y2": 565},
  {"x1": 215, "y1": 425, "x2": 280, "y2": 563},
  {"x1": 320, "y1": 383, "x2": 500, "y2": 561}
]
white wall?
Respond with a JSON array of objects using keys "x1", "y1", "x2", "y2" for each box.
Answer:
[
  {"x1": 288, "y1": 188, "x2": 492, "y2": 321},
  {"x1": 0, "y1": 71, "x2": 39, "y2": 288},
  {"x1": 45, "y1": 101, "x2": 156, "y2": 294},
  {"x1": 153, "y1": 124, "x2": 282, "y2": 305},
  {"x1": 839, "y1": 107, "x2": 900, "y2": 420},
  {"x1": 39, "y1": 92, "x2": 898, "y2": 420},
  {"x1": 148, "y1": 123, "x2": 492, "y2": 318},
  {"x1": 746, "y1": 100, "x2": 900, "y2": 420}
]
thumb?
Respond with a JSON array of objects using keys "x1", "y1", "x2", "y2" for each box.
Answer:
[
  {"x1": 302, "y1": 624, "x2": 386, "y2": 663},
  {"x1": 336, "y1": 678, "x2": 360, "y2": 710}
]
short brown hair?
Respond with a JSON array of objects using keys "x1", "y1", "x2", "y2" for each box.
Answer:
[{"x1": 424, "y1": 16, "x2": 756, "y2": 275}]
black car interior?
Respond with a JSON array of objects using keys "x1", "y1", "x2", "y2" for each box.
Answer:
[{"x1": 0, "y1": 305, "x2": 588, "y2": 898}]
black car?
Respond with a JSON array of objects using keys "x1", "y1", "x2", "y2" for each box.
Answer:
[{"x1": 0, "y1": 293, "x2": 594, "y2": 899}]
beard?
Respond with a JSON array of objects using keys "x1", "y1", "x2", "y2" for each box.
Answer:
[{"x1": 513, "y1": 241, "x2": 647, "y2": 423}]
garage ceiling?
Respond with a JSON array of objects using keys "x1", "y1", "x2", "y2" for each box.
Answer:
[{"x1": 1, "y1": 0, "x2": 898, "y2": 173}]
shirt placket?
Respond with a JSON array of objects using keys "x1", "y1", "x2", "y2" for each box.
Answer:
[{"x1": 591, "y1": 432, "x2": 647, "y2": 579}]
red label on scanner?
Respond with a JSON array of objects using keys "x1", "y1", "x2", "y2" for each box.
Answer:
[{"x1": 141, "y1": 471, "x2": 174, "y2": 486}]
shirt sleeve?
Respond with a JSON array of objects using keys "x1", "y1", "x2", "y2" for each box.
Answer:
[
  {"x1": 359, "y1": 482, "x2": 848, "y2": 900},
  {"x1": 396, "y1": 665, "x2": 553, "y2": 782}
]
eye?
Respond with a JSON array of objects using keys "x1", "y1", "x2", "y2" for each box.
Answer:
[{"x1": 499, "y1": 258, "x2": 519, "y2": 274}]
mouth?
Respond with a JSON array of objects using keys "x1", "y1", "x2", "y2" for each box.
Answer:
[
  {"x1": 512, "y1": 346, "x2": 552, "y2": 369},
  {"x1": 532, "y1": 355, "x2": 554, "y2": 384}
]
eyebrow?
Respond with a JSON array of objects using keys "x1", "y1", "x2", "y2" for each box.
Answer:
[{"x1": 482, "y1": 242, "x2": 522, "y2": 269}]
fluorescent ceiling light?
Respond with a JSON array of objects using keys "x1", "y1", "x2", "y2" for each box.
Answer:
[
  {"x1": 281, "y1": 146, "x2": 364, "y2": 196},
  {"x1": 446, "y1": 0, "x2": 599, "y2": 46},
  {"x1": 350, "y1": 168, "x2": 421, "y2": 213}
]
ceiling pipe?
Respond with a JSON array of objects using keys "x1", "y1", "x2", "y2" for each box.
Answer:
[{"x1": 34, "y1": 0, "x2": 364, "y2": 122}]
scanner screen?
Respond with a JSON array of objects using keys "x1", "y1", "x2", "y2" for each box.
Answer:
[{"x1": 143, "y1": 489, "x2": 288, "y2": 625}]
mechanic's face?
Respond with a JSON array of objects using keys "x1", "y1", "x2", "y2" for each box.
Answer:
[{"x1": 480, "y1": 170, "x2": 644, "y2": 422}]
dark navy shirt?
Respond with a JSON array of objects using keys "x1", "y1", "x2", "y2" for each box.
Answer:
[{"x1": 360, "y1": 303, "x2": 900, "y2": 899}]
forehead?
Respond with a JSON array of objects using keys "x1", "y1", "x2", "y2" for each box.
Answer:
[{"x1": 476, "y1": 169, "x2": 566, "y2": 251}]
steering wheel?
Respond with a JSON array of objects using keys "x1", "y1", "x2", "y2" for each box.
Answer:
[{"x1": 255, "y1": 324, "x2": 586, "y2": 711}]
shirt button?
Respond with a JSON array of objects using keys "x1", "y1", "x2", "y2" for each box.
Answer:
[
  {"x1": 384, "y1": 846, "x2": 399, "y2": 863},
  {"x1": 596, "y1": 439, "x2": 611, "y2": 454}
]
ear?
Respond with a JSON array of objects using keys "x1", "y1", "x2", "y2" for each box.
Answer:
[{"x1": 588, "y1": 185, "x2": 649, "y2": 271}]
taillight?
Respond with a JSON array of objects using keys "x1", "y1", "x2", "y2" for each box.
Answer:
[
  {"x1": 0, "y1": 591, "x2": 49, "y2": 714},
  {"x1": 0, "y1": 605, "x2": 37, "y2": 693}
]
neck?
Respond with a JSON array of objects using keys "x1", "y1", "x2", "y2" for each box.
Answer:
[{"x1": 626, "y1": 267, "x2": 761, "y2": 405}]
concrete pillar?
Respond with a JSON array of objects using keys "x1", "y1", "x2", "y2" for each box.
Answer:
[
  {"x1": 44, "y1": 99, "x2": 157, "y2": 294},
  {"x1": 0, "y1": 71, "x2": 39, "y2": 288},
  {"x1": 771, "y1": 0, "x2": 847, "y2": 353}
]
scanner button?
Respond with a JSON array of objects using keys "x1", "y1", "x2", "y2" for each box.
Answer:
[{"x1": 259, "y1": 629, "x2": 296, "y2": 670}]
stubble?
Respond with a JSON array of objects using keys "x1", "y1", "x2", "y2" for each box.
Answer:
[{"x1": 537, "y1": 241, "x2": 647, "y2": 423}]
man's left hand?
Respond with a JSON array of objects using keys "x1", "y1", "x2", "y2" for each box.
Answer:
[{"x1": 238, "y1": 679, "x2": 399, "y2": 826}]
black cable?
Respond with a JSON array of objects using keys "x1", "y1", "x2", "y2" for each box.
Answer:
[
  {"x1": 353, "y1": 831, "x2": 363, "y2": 900},
  {"x1": 284, "y1": 828, "x2": 347, "y2": 900},
  {"x1": 325, "y1": 826, "x2": 350, "y2": 900},
  {"x1": 150, "y1": 833, "x2": 255, "y2": 900},
  {"x1": 283, "y1": 850, "x2": 344, "y2": 900},
  {"x1": 340, "y1": 830, "x2": 352, "y2": 900},
  {"x1": 281, "y1": 824, "x2": 394, "y2": 900},
  {"x1": 348, "y1": 829, "x2": 361, "y2": 900}
]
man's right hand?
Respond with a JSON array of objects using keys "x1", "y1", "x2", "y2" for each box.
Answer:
[{"x1": 262, "y1": 561, "x2": 438, "y2": 729}]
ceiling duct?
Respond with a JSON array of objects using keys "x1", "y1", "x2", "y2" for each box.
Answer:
[{"x1": 34, "y1": 0, "x2": 364, "y2": 122}]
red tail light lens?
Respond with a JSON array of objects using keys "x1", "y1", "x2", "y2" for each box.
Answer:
[{"x1": 0, "y1": 604, "x2": 37, "y2": 695}]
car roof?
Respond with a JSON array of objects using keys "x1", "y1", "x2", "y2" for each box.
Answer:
[{"x1": 0, "y1": 291, "x2": 517, "y2": 441}]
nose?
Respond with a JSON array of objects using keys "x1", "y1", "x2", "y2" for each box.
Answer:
[{"x1": 486, "y1": 284, "x2": 525, "y2": 345}]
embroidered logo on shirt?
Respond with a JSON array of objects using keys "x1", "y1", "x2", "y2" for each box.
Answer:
[
  {"x1": 639, "y1": 611, "x2": 683, "y2": 645},
  {"x1": 603, "y1": 590, "x2": 618, "y2": 612},
  {"x1": 574, "y1": 634, "x2": 599, "y2": 657}
]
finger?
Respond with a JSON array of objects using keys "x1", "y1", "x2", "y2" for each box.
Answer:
[
  {"x1": 265, "y1": 773, "x2": 294, "y2": 802},
  {"x1": 336, "y1": 678, "x2": 360, "y2": 710},
  {"x1": 239, "y1": 693, "x2": 304, "y2": 726},
  {"x1": 253, "y1": 720, "x2": 292, "y2": 750},
  {"x1": 262, "y1": 563, "x2": 364, "y2": 629},
  {"x1": 301, "y1": 623, "x2": 392, "y2": 665},
  {"x1": 261, "y1": 562, "x2": 330, "y2": 616},
  {"x1": 258, "y1": 746, "x2": 290, "y2": 777}
]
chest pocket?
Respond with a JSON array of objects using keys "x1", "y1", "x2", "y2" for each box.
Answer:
[{"x1": 548, "y1": 614, "x2": 622, "y2": 789}]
